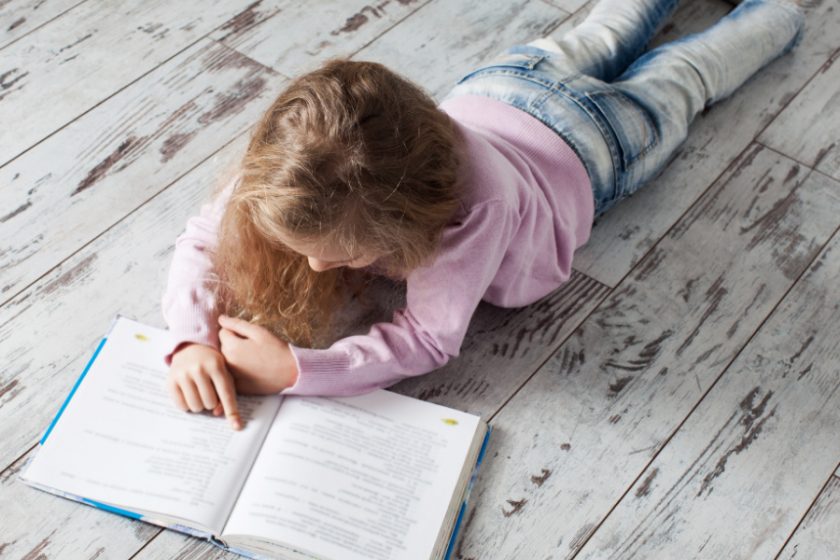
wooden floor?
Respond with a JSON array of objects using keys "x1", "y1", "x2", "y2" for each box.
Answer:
[{"x1": 2, "y1": 0, "x2": 839, "y2": 558}]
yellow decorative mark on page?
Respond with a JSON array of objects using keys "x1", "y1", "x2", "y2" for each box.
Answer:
[
  {"x1": 441, "y1": 418, "x2": 458, "y2": 426},
  {"x1": 134, "y1": 333, "x2": 149, "y2": 342}
]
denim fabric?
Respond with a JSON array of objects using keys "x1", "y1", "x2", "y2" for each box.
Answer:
[{"x1": 440, "y1": 0, "x2": 805, "y2": 218}]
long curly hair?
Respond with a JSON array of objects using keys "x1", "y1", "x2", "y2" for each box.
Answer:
[{"x1": 210, "y1": 58, "x2": 464, "y2": 348}]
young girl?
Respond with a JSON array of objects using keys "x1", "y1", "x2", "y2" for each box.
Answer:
[{"x1": 162, "y1": 0, "x2": 805, "y2": 430}]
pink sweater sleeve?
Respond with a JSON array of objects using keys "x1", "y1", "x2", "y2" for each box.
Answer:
[
  {"x1": 160, "y1": 176, "x2": 238, "y2": 367},
  {"x1": 281, "y1": 199, "x2": 516, "y2": 396}
]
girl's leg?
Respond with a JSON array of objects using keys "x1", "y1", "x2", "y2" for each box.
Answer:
[
  {"x1": 527, "y1": 0, "x2": 681, "y2": 81},
  {"x1": 602, "y1": 0, "x2": 804, "y2": 204}
]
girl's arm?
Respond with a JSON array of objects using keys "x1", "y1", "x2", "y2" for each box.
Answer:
[
  {"x1": 160, "y1": 175, "x2": 238, "y2": 367},
  {"x1": 279, "y1": 199, "x2": 517, "y2": 397}
]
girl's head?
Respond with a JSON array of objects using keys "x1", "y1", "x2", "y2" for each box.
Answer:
[{"x1": 213, "y1": 58, "x2": 463, "y2": 347}]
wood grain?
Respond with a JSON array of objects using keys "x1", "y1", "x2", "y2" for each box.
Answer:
[
  {"x1": 212, "y1": 0, "x2": 433, "y2": 78},
  {"x1": 0, "y1": 0, "x2": 278, "y2": 165},
  {"x1": 0, "y1": 39, "x2": 284, "y2": 304},
  {"x1": 759, "y1": 49, "x2": 840, "y2": 181},
  {"x1": 0, "y1": 0, "x2": 83, "y2": 49},
  {"x1": 575, "y1": 235, "x2": 840, "y2": 559},
  {"x1": 571, "y1": 0, "x2": 840, "y2": 286},
  {"x1": 353, "y1": 0, "x2": 571, "y2": 100},
  {"x1": 449, "y1": 146, "x2": 840, "y2": 559},
  {"x1": 776, "y1": 477, "x2": 840, "y2": 560}
]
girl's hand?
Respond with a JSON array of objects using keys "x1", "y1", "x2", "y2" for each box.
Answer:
[
  {"x1": 217, "y1": 314, "x2": 299, "y2": 395},
  {"x1": 167, "y1": 343, "x2": 243, "y2": 430}
]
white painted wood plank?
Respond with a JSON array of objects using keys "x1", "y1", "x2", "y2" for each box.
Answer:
[
  {"x1": 353, "y1": 0, "x2": 571, "y2": 100},
  {"x1": 449, "y1": 147, "x2": 840, "y2": 559},
  {"x1": 759, "y1": 51, "x2": 840, "y2": 181},
  {"x1": 541, "y1": 0, "x2": 589, "y2": 13},
  {"x1": 776, "y1": 477, "x2": 840, "y2": 560},
  {"x1": 575, "y1": 245, "x2": 840, "y2": 559},
  {"x1": 0, "y1": 0, "x2": 278, "y2": 165},
  {"x1": 212, "y1": 0, "x2": 433, "y2": 78},
  {"x1": 0, "y1": 39, "x2": 284, "y2": 303},
  {"x1": 0, "y1": 0, "x2": 84, "y2": 49},
  {"x1": 571, "y1": 0, "x2": 840, "y2": 286},
  {"x1": 0, "y1": 446, "x2": 160, "y2": 559}
]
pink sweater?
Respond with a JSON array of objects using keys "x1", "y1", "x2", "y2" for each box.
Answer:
[{"x1": 161, "y1": 94, "x2": 594, "y2": 396}]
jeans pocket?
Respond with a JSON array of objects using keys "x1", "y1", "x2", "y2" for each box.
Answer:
[
  {"x1": 583, "y1": 90, "x2": 659, "y2": 172},
  {"x1": 456, "y1": 51, "x2": 548, "y2": 85}
]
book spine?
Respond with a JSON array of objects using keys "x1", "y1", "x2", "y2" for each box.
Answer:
[{"x1": 444, "y1": 424, "x2": 493, "y2": 560}]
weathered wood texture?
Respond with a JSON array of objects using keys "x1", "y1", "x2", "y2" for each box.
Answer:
[
  {"x1": 211, "y1": 0, "x2": 433, "y2": 78},
  {"x1": 352, "y1": 0, "x2": 571, "y2": 99},
  {"x1": 0, "y1": 40, "x2": 284, "y2": 302},
  {"x1": 572, "y1": 0, "x2": 840, "y2": 287},
  {"x1": 0, "y1": 0, "x2": 83, "y2": 49},
  {"x1": 575, "y1": 224, "x2": 840, "y2": 559},
  {"x1": 776, "y1": 476, "x2": 840, "y2": 560},
  {"x1": 3, "y1": 0, "x2": 840, "y2": 558},
  {"x1": 451, "y1": 146, "x2": 840, "y2": 558},
  {"x1": 760, "y1": 48, "x2": 840, "y2": 181},
  {"x1": 0, "y1": 0, "x2": 278, "y2": 166}
]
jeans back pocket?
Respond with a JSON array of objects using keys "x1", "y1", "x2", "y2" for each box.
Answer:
[
  {"x1": 456, "y1": 51, "x2": 548, "y2": 85},
  {"x1": 583, "y1": 89, "x2": 659, "y2": 172}
]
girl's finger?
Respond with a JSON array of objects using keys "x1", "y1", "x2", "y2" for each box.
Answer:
[
  {"x1": 218, "y1": 314, "x2": 262, "y2": 340},
  {"x1": 167, "y1": 378, "x2": 189, "y2": 412},
  {"x1": 192, "y1": 370, "x2": 220, "y2": 410},
  {"x1": 209, "y1": 366, "x2": 243, "y2": 430},
  {"x1": 180, "y1": 377, "x2": 204, "y2": 412}
]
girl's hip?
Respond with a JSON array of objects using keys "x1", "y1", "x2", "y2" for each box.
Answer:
[{"x1": 441, "y1": 44, "x2": 665, "y2": 217}]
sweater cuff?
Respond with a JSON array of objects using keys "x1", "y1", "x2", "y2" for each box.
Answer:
[
  {"x1": 163, "y1": 326, "x2": 220, "y2": 367},
  {"x1": 280, "y1": 345, "x2": 352, "y2": 396}
]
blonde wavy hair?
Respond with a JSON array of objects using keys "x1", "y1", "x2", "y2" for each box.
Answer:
[{"x1": 211, "y1": 58, "x2": 464, "y2": 348}]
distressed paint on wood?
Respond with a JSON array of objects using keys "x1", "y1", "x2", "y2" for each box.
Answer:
[
  {"x1": 353, "y1": 0, "x2": 571, "y2": 100},
  {"x1": 574, "y1": 241, "x2": 840, "y2": 559},
  {"x1": 759, "y1": 50, "x2": 840, "y2": 181},
  {"x1": 0, "y1": 0, "x2": 279, "y2": 166},
  {"x1": 212, "y1": 0, "x2": 433, "y2": 78},
  {"x1": 776, "y1": 476, "x2": 840, "y2": 560},
  {"x1": 0, "y1": 39, "x2": 284, "y2": 304},
  {"x1": 450, "y1": 147, "x2": 840, "y2": 559},
  {"x1": 391, "y1": 270, "x2": 611, "y2": 418},
  {"x1": 0, "y1": 0, "x2": 84, "y2": 49},
  {"x1": 571, "y1": 0, "x2": 840, "y2": 286}
]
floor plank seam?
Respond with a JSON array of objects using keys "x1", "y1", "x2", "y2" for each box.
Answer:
[
  {"x1": 0, "y1": 127, "x2": 249, "y2": 317},
  {"x1": 757, "y1": 141, "x2": 840, "y2": 186},
  {"x1": 568, "y1": 202, "x2": 840, "y2": 559},
  {"x1": 771, "y1": 461, "x2": 840, "y2": 560},
  {"x1": 0, "y1": 0, "x2": 89, "y2": 52},
  {"x1": 753, "y1": 44, "x2": 840, "y2": 142},
  {"x1": 346, "y1": 0, "x2": 436, "y2": 63},
  {"x1": 0, "y1": 3, "x2": 278, "y2": 170}
]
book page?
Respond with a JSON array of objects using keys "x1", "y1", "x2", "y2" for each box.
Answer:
[
  {"x1": 223, "y1": 390, "x2": 481, "y2": 560},
  {"x1": 21, "y1": 316, "x2": 282, "y2": 534}
]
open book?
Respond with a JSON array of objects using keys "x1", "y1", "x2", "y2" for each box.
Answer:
[{"x1": 19, "y1": 315, "x2": 491, "y2": 560}]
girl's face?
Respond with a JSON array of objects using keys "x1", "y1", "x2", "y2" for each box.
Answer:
[{"x1": 278, "y1": 235, "x2": 383, "y2": 272}]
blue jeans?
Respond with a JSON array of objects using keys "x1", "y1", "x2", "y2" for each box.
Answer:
[{"x1": 440, "y1": 0, "x2": 805, "y2": 218}]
